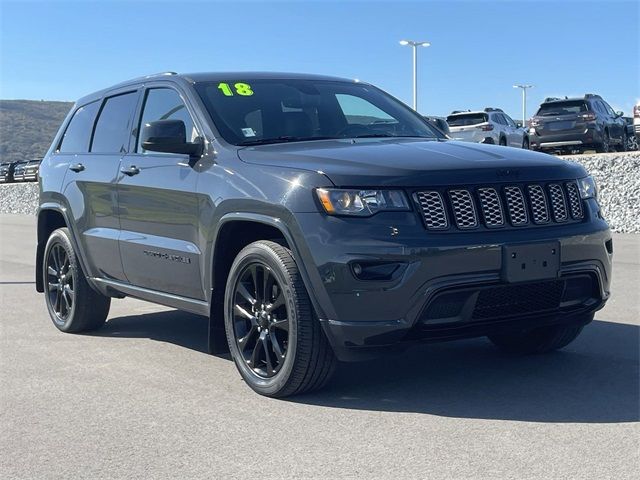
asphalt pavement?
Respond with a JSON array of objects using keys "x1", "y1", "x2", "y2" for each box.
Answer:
[{"x1": 1, "y1": 214, "x2": 638, "y2": 479}]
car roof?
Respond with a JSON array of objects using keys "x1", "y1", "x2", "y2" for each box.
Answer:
[{"x1": 75, "y1": 71, "x2": 359, "y2": 106}]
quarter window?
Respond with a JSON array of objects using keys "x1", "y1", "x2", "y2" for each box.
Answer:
[
  {"x1": 137, "y1": 88, "x2": 197, "y2": 153},
  {"x1": 91, "y1": 92, "x2": 139, "y2": 153},
  {"x1": 58, "y1": 101, "x2": 100, "y2": 153}
]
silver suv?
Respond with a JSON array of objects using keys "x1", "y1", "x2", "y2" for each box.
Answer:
[{"x1": 447, "y1": 108, "x2": 529, "y2": 148}]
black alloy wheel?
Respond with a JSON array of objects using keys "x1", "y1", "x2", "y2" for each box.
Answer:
[
  {"x1": 46, "y1": 242, "x2": 75, "y2": 324},
  {"x1": 231, "y1": 262, "x2": 290, "y2": 378}
]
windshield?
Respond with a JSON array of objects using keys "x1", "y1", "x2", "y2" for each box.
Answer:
[
  {"x1": 446, "y1": 113, "x2": 488, "y2": 126},
  {"x1": 536, "y1": 101, "x2": 589, "y2": 116},
  {"x1": 194, "y1": 79, "x2": 444, "y2": 145}
]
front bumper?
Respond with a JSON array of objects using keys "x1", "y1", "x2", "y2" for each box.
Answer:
[{"x1": 293, "y1": 200, "x2": 612, "y2": 361}]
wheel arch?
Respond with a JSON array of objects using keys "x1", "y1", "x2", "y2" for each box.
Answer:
[
  {"x1": 36, "y1": 206, "x2": 69, "y2": 292},
  {"x1": 206, "y1": 212, "x2": 326, "y2": 354}
]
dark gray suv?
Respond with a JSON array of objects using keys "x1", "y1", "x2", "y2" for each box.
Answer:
[{"x1": 36, "y1": 72, "x2": 612, "y2": 397}]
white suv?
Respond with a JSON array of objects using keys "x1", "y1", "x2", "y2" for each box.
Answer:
[
  {"x1": 447, "y1": 108, "x2": 529, "y2": 148},
  {"x1": 634, "y1": 103, "x2": 640, "y2": 143}
]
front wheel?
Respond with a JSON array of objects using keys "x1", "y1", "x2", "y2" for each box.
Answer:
[
  {"x1": 43, "y1": 227, "x2": 110, "y2": 332},
  {"x1": 488, "y1": 315, "x2": 591, "y2": 355},
  {"x1": 522, "y1": 137, "x2": 529, "y2": 149},
  {"x1": 616, "y1": 131, "x2": 627, "y2": 152},
  {"x1": 224, "y1": 240, "x2": 336, "y2": 397},
  {"x1": 499, "y1": 136, "x2": 507, "y2": 146}
]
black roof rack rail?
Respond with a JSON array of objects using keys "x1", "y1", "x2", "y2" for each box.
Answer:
[
  {"x1": 543, "y1": 97, "x2": 561, "y2": 102},
  {"x1": 450, "y1": 109, "x2": 471, "y2": 114},
  {"x1": 484, "y1": 107, "x2": 504, "y2": 113}
]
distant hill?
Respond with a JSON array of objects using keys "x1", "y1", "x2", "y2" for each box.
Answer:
[{"x1": 0, "y1": 100, "x2": 73, "y2": 163}]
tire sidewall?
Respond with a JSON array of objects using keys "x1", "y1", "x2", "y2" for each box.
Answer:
[
  {"x1": 224, "y1": 243, "x2": 300, "y2": 396},
  {"x1": 43, "y1": 229, "x2": 78, "y2": 331}
]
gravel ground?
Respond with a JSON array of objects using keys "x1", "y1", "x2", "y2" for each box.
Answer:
[{"x1": 1, "y1": 151, "x2": 639, "y2": 232}]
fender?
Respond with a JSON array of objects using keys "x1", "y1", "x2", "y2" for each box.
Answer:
[
  {"x1": 35, "y1": 203, "x2": 100, "y2": 295},
  {"x1": 208, "y1": 212, "x2": 330, "y2": 321}
]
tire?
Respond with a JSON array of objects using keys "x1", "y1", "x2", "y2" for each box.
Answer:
[
  {"x1": 627, "y1": 134, "x2": 639, "y2": 151},
  {"x1": 522, "y1": 137, "x2": 529, "y2": 150},
  {"x1": 488, "y1": 315, "x2": 591, "y2": 355},
  {"x1": 499, "y1": 136, "x2": 507, "y2": 146},
  {"x1": 596, "y1": 130, "x2": 610, "y2": 153},
  {"x1": 224, "y1": 240, "x2": 336, "y2": 397},
  {"x1": 43, "y1": 227, "x2": 110, "y2": 332}
]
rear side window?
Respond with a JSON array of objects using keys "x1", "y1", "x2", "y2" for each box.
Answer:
[
  {"x1": 447, "y1": 113, "x2": 487, "y2": 126},
  {"x1": 536, "y1": 101, "x2": 588, "y2": 116},
  {"x1": 137, "y1": 88, "x2": 197, "y2": 153},
  {"x1": 91, "y1": 91, "x2": 139, "y2": 153},
  {"x1": 58, "y1": 101, "x2": 100, "y2": 153}
]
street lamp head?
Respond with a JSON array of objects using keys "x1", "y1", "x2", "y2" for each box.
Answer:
[
  {"x1": 419, "y1": 42, "x2": 431, "y2": 47},
  {"x1": 399, "y1": 40, "x2": 409, "y2": 45}
]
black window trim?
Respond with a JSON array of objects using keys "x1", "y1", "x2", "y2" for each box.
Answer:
[
  {"x1": 55, "y1": 99, "x2": 101, "y2": 154},
  {"x1": 89, "y1": 89, "x2": 141, "y2": 155},
  {"x1": 132, "y1": 84, "x2": 203, "y2": 156}
]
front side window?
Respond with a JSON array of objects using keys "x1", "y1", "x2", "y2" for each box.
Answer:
[
  {"x1": 58, "y1": 101, "x2": 100, "y2": 153},
  {"x1": 194, "y1": 79, "x2": 443, "y2": 145},
  {"x1": 91, "y1": 92, "x2": 139, "y2": 153},
  {"x1": 137, "y1": 88, "x2": 197, "y2": 153}
]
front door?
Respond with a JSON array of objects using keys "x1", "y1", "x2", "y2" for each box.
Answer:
[{"x1": 117, "y1": 86, "x2": 204, "y2": 300}]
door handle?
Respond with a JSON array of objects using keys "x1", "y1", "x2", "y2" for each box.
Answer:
[
  {"x1": 120, "y1": 165, "x2": 140, "y2": 176},
  {"x1": 69, "y1": 163, "x2": 85, "y2": 172}
]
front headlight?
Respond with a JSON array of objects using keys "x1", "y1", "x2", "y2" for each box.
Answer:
[
  {"x1": 577, "y1": 175, "x2": 598, "y2": 199},
  {"x1": 316, "y1": 188, "x2": 410, "y2": 216}
]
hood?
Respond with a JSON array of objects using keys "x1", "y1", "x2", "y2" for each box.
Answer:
[{"x1": 238, "y1": 139, "x2": 586, "y2": 187}]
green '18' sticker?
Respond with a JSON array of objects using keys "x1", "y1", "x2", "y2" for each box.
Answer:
[{"x1": 218, "y1": 82, "x2": 254, "y2": 96}]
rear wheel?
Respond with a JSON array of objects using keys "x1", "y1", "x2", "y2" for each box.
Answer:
[
  {"x1": 43, "y1": 228, "x2": 110, "y2": 332},
  {"x1": 596, "y1": 130, "x2": 610, "y2": 153},
  {"x1": 499, "y1": 136, "x2": 507, "y2": 146},
  {"x1": 224, "y1": 240, "x2": 336, "y2": 397},
  {"x1": 488, "y1": 315, "x2": 591, "y2": 355}
]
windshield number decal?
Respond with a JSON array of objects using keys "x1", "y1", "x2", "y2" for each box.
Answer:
[{"x1": 217, "y1": 82, "x2": 254, "y2": 97}]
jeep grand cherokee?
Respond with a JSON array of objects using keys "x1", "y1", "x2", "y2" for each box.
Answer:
[{"x1": 36, "y1": 72, "x2": 612, "y2": 397}]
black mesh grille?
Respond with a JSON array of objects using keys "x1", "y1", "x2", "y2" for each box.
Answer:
[
  {"x1": 477, "y1": 188, "x2": 505, "y2": 227},
  {"x1": 472, "y1": 280, "x2": 565, "y2": 320},
  {"x1": 503, "y1": 186, "x2": 529, "y2": 225},
  {"x1": 449, "y1": 189, "x2": 478, "y2": 229},
  {"x1": 415, "y1": 181, "x2": 584, "y2": 232},
  {"x1": 565, "y1": 182, "x2": 583, "y2": 219},
  {"x1": 548, "y1": 184, "x2": 568, "y2": 222},
  {"x1": 415, "y1": 191, "x2": 448, "y2": 229},
  {"x1": 527, "y1": 185, "x2": 550, "y2": 224}
]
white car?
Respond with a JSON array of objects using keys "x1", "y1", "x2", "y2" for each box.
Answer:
[{"x1": 447, "y1": 108, "x2": 529, "y2": 148}]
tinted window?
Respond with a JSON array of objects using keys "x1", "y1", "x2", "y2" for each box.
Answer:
[
  {"x1": 137, "y1": 88, "x2": 197, "y2": 153},
  {"x1": 536, "y1": 101, "x2": 588, "y2": 116},
  {"x1": 493, "y1": 114, "x2": 506, "y2": 125},
  {"x1": 58, "y1": 101, "x2": 100, "y2": 153},
  {"x1": 446, "y1": 113, "x2": 488, "y2": 126},
  {"x1": 601, "y1": 101, "x2": 616, "y2": 116},
  {"x1": 195, "y1": 79, "x2": 443, "y2": 145},
  {"x1": 91, "y1": 92, "x2": 139, "y2": 153}
]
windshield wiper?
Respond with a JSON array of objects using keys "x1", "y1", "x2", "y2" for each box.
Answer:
[
  {"x1": 239, "y1": 136, "x2": 337, "y2": 146},
  {"x1": 353, "y1": 134, "x2": 438, "y2": 139}
]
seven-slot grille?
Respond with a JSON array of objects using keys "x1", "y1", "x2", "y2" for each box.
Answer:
[{"x1": 415, "y1": 181, "x2": 584, "y2": 231}]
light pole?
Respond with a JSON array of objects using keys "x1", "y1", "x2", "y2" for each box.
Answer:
[
  {"x1": 513, "y1": 84, "x2": 533, "y2": 127},
  {"x1": 399, "y1": 40, "x2": 431, "y2": 111}
]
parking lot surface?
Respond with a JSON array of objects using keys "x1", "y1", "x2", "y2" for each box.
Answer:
[{"x1": 1, "y1": 214, "x2": 638, "y2": 479}]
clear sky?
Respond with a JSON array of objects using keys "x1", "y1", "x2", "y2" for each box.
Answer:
[{"x1": 1, "y1": 0, "x2": 638, "y2": 120}]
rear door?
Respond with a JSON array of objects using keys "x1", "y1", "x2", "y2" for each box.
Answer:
[
  {"x1": 502, "y1": 114, "x2": 522, "y2": 147},
  {"x1": 59, "y1": 91, "x2": 139, "y2": 281},
  {"x1": 117, "y1": 85, "x2": 204, "y2": 300}
]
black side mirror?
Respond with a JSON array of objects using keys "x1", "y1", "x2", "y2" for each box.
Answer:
[
  {"x1": 616, "y1": 111, "x2": 624, "y2": 118},
  {"x1": 141, "y1": 120, "x2": 203, "y2": 156}
]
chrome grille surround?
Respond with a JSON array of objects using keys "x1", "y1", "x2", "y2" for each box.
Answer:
[
  {"x1": 449, "y1": 189, "x2": 478, "y2": 229},
  {"x1": 503, "y1": 186, "x2": 529, "y2": 226},
  {"x1": 415, "y1": 191, "x2": 448, "y2": 230},
  {"x1": 527, "y1": 184, "x2": 550, "y2": 224},
  {"x1": 548, "y1": 184, "x2": 568, "y2": 222},
  {"x1": 477, "y1": 187, "x2": 504, "y2": 227},
  {"x1": 565, "y1": 182, "x2": 583, "y2": 219}
]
